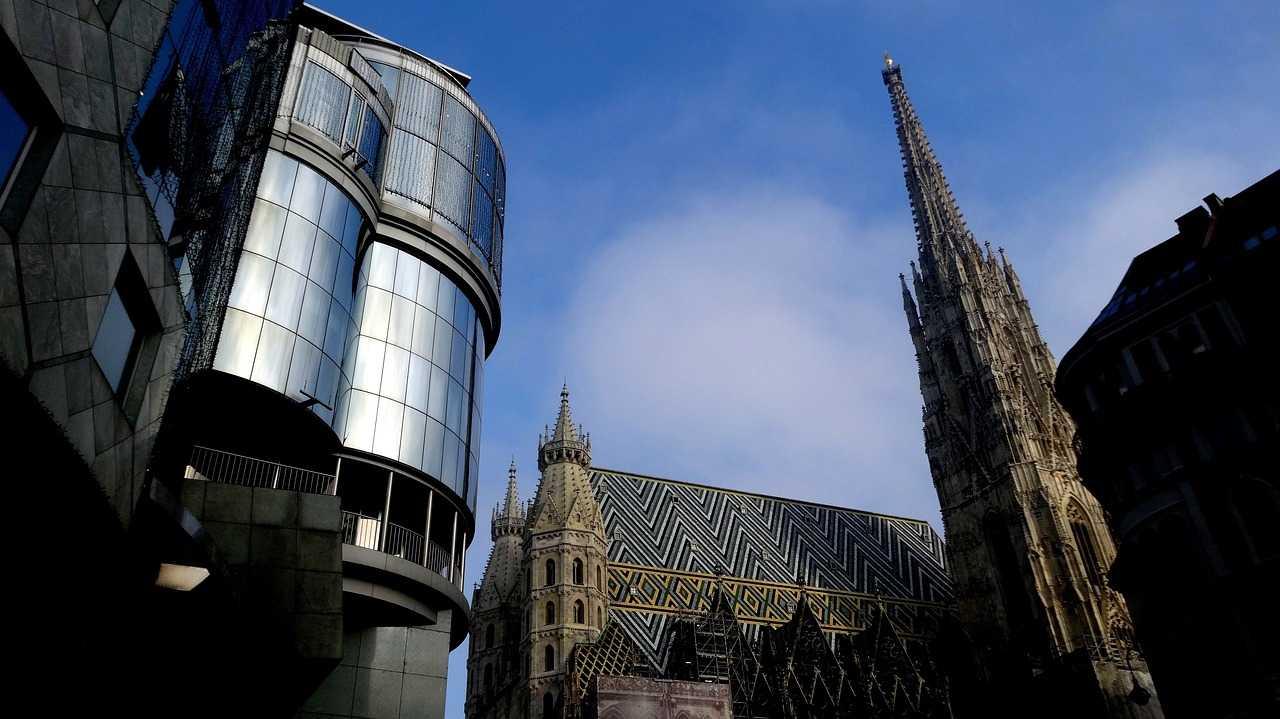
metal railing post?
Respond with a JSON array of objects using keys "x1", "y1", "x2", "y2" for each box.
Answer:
[
  {"x1": 460, "y1": 531, "x2": 467, "y2": 586},
  {"x1": 331, "y1": 456, "x2": 343, "y2": 496},
  {"x1": 449, "y1": 510, "x2": 458, "y2": 583},
  {"x1": 423, "y1": 489, "x2": 434, "y2": 567},
  {"x1": 379, "y1": 470, "x2": 394, "y2": 552}
]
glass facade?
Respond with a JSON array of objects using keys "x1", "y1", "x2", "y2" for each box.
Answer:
[
  {"x1": 332, "y1": 242, "x2": 483, "y2": 504},
  {"x1": 293, "y1": 60, "x2": 387, "y2": 183},
  {"x1": 368, "y1": 59, "x2": 505, "y2": 286},
  {"x1": 214, "y1": 150, "x2": 363, "y2": 427},
  {"x1": 215, "y1": 149, "x2": 483, "y2": 508}
]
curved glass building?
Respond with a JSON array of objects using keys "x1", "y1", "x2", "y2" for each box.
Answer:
[{"x1": 135, "y1": 4, "x2": 506, "y2": 715}]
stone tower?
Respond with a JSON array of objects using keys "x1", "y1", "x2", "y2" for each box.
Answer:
[
  {"x1": 467, "y1": 461, "x2": 527, "y2": 719},
  {"x1": 522, "y1": 387, "x2": 609, "y2": 718},
  {"x1": 883, "y1": 55, "x2": 1162, "y2": 716}
]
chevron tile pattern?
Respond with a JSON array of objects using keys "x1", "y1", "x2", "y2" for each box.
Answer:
[{"x1": 591, "y1": 469, "x2": 953, "y2": 667}]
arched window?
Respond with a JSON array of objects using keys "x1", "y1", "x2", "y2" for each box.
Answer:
[
  {"x1": 545, "y1": 558, "x2": 556, "y2": 586},
  {"x1": 574, "y1": 599, "x2": 585, "y2": 624},
  {"x1": 485, "y1": 624, "x2": 494, "y2": 649},
  {"x1": 543, "y1": 691, "x2": 555, "y2": 716},
  {"x1": 572, "y1": 558, "x2": 584, "y2": 585},
  {"x1": 983, "y1": 513, "x2": 1045, "y2": 658},
  {"x1": 544, "y1": 644, "x2": 555, "y2": 672},
  {"x1": 545, "y1": 600, "x2": 556, "y2": 625},
  {"x1": 527, "y1": 566, "x2": 531, "y2": 590},
  {"x1": 596, "y1": 565, "x2": 602, "y2": 589},
  {"x1": 597, "y1": 606, "x2": 603, "y2": 628},
  {"x1": 483, "y1": 663, "x2": 493, "y2": 690},
  {"x1": 1071, "y1": 517, "x2": 1104, "y2": 587}
]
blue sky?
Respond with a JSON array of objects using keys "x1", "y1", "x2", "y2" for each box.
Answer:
[{"x1": 319, "y1": 1, "x2": 1279, "y2": 714}]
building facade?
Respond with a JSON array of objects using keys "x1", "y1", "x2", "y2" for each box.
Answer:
[
  {"x1": 2, "y1": 1, "x2": 511, "y2": 716},
  {"x1": 467, "y1": 390, "x2": 961, "y2": 719},
  {"x1": 1056, "y1": 171, "x2": 1280, "y2": 718},
  {"x1": 883, "y1": 56, "x2": 1162, "y2": 717},
  {"x1": 1, "y1": 1, "x2": 197, "y2": 714}
]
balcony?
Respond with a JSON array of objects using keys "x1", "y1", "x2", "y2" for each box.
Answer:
[
  {"x1": 184, "y1": 446, "x2": 467, "y2": 588},
  {"x1": 184, "y1": 444, "x2": 337, "y2": 495},
  {"x1": 341, "y1": 511, "x2": 453, "y2": 577}
]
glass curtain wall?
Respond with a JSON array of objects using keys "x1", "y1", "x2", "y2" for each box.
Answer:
[
  {"x1": 333, "y1": 242, "x2": 484, "y2": 504},
  {"x1": 368, "y1": 59, "x2": 505, "y2": 287},
  {"x1": 214, "y1": 150, "x2": 364, "y2": 426}
]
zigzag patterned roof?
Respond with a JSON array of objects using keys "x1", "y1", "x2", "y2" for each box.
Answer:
[{"x1": 591, "y1": 468, "x2": 953, "y2": 668}]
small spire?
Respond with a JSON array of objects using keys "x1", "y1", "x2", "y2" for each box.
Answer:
[{"x1": 883, "y1": 51, "x2": 894, "y2": 68}]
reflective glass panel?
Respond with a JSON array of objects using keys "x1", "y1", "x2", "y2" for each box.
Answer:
[
  {"x1": 258, "y1": 152, "x2": 297, "y2": 206},
  {"x1": 0, "y1": 87, "x2": 30, "y2": 186},
  {"x1": 243, "y1": 200, "x2": 287, "y2": 258},
  {"x1": 251, "y1": 320, "x2": 293, "y2": 392},
  {"x1": 214, "y1": 308, "x2": 262, "y2": 378},
  {"x1": 228, "y1": 251, "x2": 274, "y2": 315},
  {"x1": 92, "y1": 289, "x2": 136, "y2": 390},
  {"x1": 264, "y1": 265, "x2": 306, "y2": 331},
  {"x1": 440, "y1": 95, "x2": 474, "y2": 166}
]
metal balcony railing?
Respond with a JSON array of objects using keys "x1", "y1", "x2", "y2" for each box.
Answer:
[
  {"x1": 340, "y1": 511, "x2": 454, "y2": 580},
  {"x1": 184, "y1": 445, "x2": 336, "y2": 495}
]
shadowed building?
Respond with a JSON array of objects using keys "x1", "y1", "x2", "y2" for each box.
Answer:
[
  {"x1": 1056, "y1": 170, "x2": 1280, "y2": 718},
  {"x1": 883, "y1": 54, "x2": 1162, "y2": 717}
]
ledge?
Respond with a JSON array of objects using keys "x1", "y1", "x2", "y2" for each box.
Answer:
[{"x1": 342, "y1": 544, "x2": 470, "y2": 648}]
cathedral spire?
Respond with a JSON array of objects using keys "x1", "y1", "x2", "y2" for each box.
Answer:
[
  {"x1": 883, "y1": 56, "x2": 980, "y2": 289},
  {"x1": 539, "y1": 384, "x2": 591, "y2": 470},
  {"x1": 492, "y1": 460, "x2": 525, "y2": 540}
]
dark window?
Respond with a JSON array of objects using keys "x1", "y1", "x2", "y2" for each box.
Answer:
[
  {"x1": 574, "y1": 600, "x2": 584, "y2": 624},
  {"x1": 597, "y1": 606, "x2": 603, "y2": 628},
  {"x1": 572, "y1": 558, "x2": 583, "y2": 585},
  {"x1": 545, "y1": 558, "x2": 556, "y2": 586},
  {"x1": 544, "y1": 601, "x2": 555, "y2": 626},
  {"x1": 596, "y1": 565, "x2": 602, "y2": 590},
  {"x1": 0, "y1": 87, "x2": 30, "y2": 190},
  {"x1": 484, "y1": 624, "x2": 494, "y2": 649},
  {"x1": 984, "y1": 514, "x2": 1045, "y2": 658},
  {"x1": 483, "y1": 663, "x2": 492, "y2": 690},
  {"x1": 92, "y1": 289, "x2": 138, "y2": 391},
  {"x1": 543, "y1": 645, "x2": 554, "y2": 673},
  {"x1": 1071, "y1": 520, "x2": 1104, "y2": 587},
  {"x1": 543, "y1": 691, "x2": 554, "y2": 716}
]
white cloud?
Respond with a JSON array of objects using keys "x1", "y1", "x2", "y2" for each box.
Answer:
[{"x1": 559, "y1": 188, "x2": 940, "y2": 524}]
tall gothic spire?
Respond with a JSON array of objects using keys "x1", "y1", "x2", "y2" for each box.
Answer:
[
  {"x1": 882, "y1": 53, "x2": 980, "y2": 290},
  {"x1": 881, "y1": 58, "x2": 1161, "y2": 717}
]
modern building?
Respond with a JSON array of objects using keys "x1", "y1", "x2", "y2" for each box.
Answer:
[
  {"x1": 1, "y1": 1, "x2": 192, "y2": 714},
  {"x1": 884, "y1": 55, "x2": 1163, "y2": 717},
  {"x1": 466, "y1": 389, "x2": 961, "y2": 719},
  {"x1": 6, "y1": 0, "x2": 507, "y2": 716},
  {"x1": 1056, "y1": 170, "x2": 1279, "y2": 718}
]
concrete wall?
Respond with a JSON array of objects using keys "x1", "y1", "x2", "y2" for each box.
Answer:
[
  {"x1": 300, "y1": 619, "x2": 454, "y2": 719},
  {"x1": 182, "y1": 478, "x2": 345, "y2": 666}
]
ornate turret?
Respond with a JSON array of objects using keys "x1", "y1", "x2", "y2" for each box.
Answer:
[
  {"x1": 538, "y1": 384, "x2": 591, "y2": 471},
  {"x1": 492, "y1": 460, "x2": 526, "y2": 540}
]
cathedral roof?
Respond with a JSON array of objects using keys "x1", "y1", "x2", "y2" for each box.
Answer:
[{"x1": 589, "y1": 467, "x2": 953, "y2": 670}]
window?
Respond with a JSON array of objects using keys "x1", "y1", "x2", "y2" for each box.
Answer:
[
  {"x1": 90, "y1": 253, "x2": 161, "y2": 420},
  {"x1": 93, "y1": 289, "x2": 138, "y2": 391},
  {"x1": 0, "y1": 86, "x2": 30, "y2": 192},
  {"x1": 572, "y1": 558, "x2": 584, "y2": 585},
  {"x1": 484, "y1": 624, "x2": 494, "y2": 649},
  {"x1": 545, "y1": 601, "x2": 556, "y2": 626},
  {"x1": 596, "y1": 565, "x2": 602, "y2": 590},
  {"x1": 543, "y1": 645, "x2": 554, "y2": 673},
  {"x1": 1071, "y1": 519, "x2": 1103, "y2": 587},
  {"x1": 545, "y1": 558, "x2": 556, "y2": 586},
  {"x1": 543, "y1": 691, "x2": 554, "y2": 716},
  {"x1": 483, "y1": 663, "x2": 492, "y2": 691},
  {"x1": 574, "y1": 600, "x2": 584, "y2": 624},
  {"x1": 597, "y1": 606, "x2": 603, "y2": 628}
]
